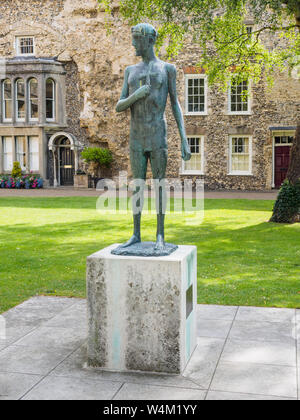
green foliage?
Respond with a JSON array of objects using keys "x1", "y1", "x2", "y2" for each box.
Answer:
[
  {"x1": 270, "y1": 179, "x2": 300, "y2": 223},
  {"x1": 99, "y1": 0, "x2": 300, "y2": 88},
  {"x1": 11, "y1": 161, "x2": 22, "y2": 178},
  {"x1": 81, "y1": 147, "x2": 113, "y2": 168}
]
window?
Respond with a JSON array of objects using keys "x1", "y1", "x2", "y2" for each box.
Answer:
[
  {"x1": 229, "y1": 79, "x2": 250, "y2": 114},
  {"x1": 3, "y1": 137, "x2": 13, "y2": 171},
  {"x1": 246, "y1": 25, "x2": 253, "y2": 38},
  {"x1": 46, "y1": 79, "x2": 55, "y2": 121},
  {"x1": 16, "y1": 136, "x2": 26, "y2": 171},
  {"x1": 2, "y1": 79, "x2": 12, "y2": 121},
  {"x1": 15, "y1": 37, "x2": 35, "y2": 56},
  {"x1": 182, "y1": 136, "x2": 204, "y2": 174},
  {"x1": 29, "y1": 78, "x2": 38, "y2": 121},
  {"x1": 15, "y1": 79, "x2": 25, "y2": 121},
  {"x1": 29, "y1": 136, "x2": 39, "y2": 171},
  {"x1": 274, "y1": 133, "x2": 294, "y2": 145},
  {"x1": 185, "y1": 75, "x2": 207, "y2": 115},
  {"x1": 229, "y1": 136, "x2": 252, "y2": 175}
]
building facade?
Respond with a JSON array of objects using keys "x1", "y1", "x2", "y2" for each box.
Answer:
[{"x1": 0, "y1": 0, "x2": 299, "y2": 189}]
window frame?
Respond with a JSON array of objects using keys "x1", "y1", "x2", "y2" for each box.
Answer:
[
  {"x1": 28, "y1": 78, "x2": 39, "y2": 122},
  {"x1": 228, "y1": 135, "x2": 253, "y2": 176},
  {"x1": 28, "y1": 136, "x2": 39, "y2": 172},
  {"x1": 15, "y1": 78, "x2": 26, "y2": 122},
  {"x1": 228, "y1": 79, "x2": 252, "y2": 115},
  {"x1": 15, "y1": 136, "x2": 26, "y2": 171},
  {"x1": 2, "y1": 79, "x2": 12, "y2": 122},
  {"x1": 184, "y1": 74, "x2": 208, "y2": 116},
  {"x1": 2, "y1": 136, "x2": 13, "y2": 172},
  {"x1": 46, "y1": 78, "x2": 56, "y2": 122},
  {"x1": 15, "y1": 36, "x2": 35, "y2": 56},
  {"x1": 181, "y1": 135, "x2": 205, "y2": 175}
]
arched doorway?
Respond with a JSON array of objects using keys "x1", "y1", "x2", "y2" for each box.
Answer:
[{"x1": 48, "y1": 132, "x2": 78, "y2": 187}]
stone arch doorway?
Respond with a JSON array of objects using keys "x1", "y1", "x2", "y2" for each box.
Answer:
[{"x1": 48, "y1": 132, "x2": 78, "y2": 187}]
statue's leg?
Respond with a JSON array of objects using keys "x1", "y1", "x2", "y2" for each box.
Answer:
[
  {"x1": 150, "y1": 148, "x2": 168, "y2": 251},
  {"x1": 119, "y1": 148, "x2": 147, "y2": 248}
]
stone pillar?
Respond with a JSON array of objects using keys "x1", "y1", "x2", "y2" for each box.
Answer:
[
  {"x1": 53, "y1": 149, "x2": 58, "y2": 187},
  {"x1": 87, "y1": 244, "x2": 197, "y2": 374}
]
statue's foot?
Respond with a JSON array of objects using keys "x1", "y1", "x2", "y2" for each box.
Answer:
[
  {"x1": 154, "y1": 235, "x2": 165, "y2": 253},
  {"x1": 119, "y1": 234, "x2": 141, "y2": 249}
]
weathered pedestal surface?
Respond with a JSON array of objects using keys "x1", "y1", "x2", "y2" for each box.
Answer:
[{"x1": 87, "y1": 244, "x2": 197, "y2": 374}]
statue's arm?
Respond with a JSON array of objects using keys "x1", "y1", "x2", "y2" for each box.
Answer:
[
  {"x1": 116, "y1": 67, "x2": 150, "y2": 112},
  {"x1": 167, "y1": 64, "x2": 191, "y2": 161}
]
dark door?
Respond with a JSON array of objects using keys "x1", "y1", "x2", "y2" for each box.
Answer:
[
  {"x1": 60, "y1": 147, "x2": 74, "y2": 186},
  {"x1": 275, "y1": 146, "x2": 290, "y2": 188}
]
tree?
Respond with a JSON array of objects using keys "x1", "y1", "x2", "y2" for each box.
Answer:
[{"x1": 100, "y1": 0, "x2": 300, "y2": 222}]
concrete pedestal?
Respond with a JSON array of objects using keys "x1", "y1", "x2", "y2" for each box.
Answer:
[{"x1": 86, "y1": 244, "x2": 197, "y2": 374}]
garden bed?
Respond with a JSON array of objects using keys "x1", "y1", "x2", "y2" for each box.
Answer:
[{"x1": 0, "y1": 174, "x2": 43, "y2": 189}]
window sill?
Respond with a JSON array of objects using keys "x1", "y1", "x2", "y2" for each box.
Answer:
[
  {"x1": 180, "y1": 171, "x2": 204, "y2": 176},
  {"x1": 227, "y1": 112, "x2": 252, "y2": 116},
  {"x1": 184, "y1": 112, "x2": 208, "y2": 116},
  {"x1": 228, "y1": 172, "x2": 253, "y2": 176}
]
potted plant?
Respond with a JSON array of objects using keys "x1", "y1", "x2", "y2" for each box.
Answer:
[{"x1": 80, "y1": 147, "x2": 113, "y2": 187}]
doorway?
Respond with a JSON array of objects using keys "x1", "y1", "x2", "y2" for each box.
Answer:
[
  {"x1": 59, "y1": 138, "x2": 74, "y2": 186},
  {"x1": 273, "y1": 132, "x2": 294, "y2": 189}
]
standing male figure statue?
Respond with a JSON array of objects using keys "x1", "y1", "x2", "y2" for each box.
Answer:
[{"x1": 114, "y1": 23, "x2": 191, "y2": 255}]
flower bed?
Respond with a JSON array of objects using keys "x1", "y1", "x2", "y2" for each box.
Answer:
[{"x1": 0, "y1": 174, "x2": 43, "y2": 189}]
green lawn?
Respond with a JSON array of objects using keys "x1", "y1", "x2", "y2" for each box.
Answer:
[{"x1": 0, "y1": 197, "x2": 299, "y2": 313}]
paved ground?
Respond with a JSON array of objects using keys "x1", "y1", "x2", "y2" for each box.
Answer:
[
  {"x1": 0, "y1": 187, "x2": 278, "y2": 200},
  {"x1": 0, "y1": 297, "x2": 298, "y2": 400}
]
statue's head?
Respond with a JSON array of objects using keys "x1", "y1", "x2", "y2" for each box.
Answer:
[{"x1": 131, "y1": 23, "x2": 157, "y2": 56}]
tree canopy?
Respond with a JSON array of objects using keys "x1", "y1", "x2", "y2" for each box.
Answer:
[{"x1": 100, "y1": 0, "x2": 300, "y2": 87}]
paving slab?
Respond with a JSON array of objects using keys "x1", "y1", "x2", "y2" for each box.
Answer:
[
  {"x1": 44, "y1": 303, "x2": 87, "y2": 330},
  {"x1": 206, "y1": 391, "x2": 296, "y2": 400},
  {"x1": 0, "y1": 372, "x2": 43, "y2": 400},
  {"x1": 113, "y1": 383, "x2": 207, "y2": 400},
  {"x1": 22, "y1": 375, "x2": 122, "y2": 400},
  {"x1": 197, "y1": 305, "x2": 237, "y2": 321},
  {"x1": 221, "y1": 339, "x2": 296, "y2": 366},
  {"x1": 14, "y1": 326, "x2": 86, "y2": 351},
  {"x1": 0, "y1": 344, "x2": 72, "y2": 375},
  {"x1": 183, "y1": 337, "x2": 225, "y2": 389},
  {"x1": 197, "y1": 319, "x2": 232, "y2": 339},
  {"x1": 0, "y1": 297, "x2": 299, "y2": 400},
  {"x1": 229, "y1": 320, "x2": 295, "y2": 344},
  {"x1": 210, "y1": 361, "x2": 297, "y2": 398},
  {"x1": 235, "y1": 307, "x2": 296, "y2": 323},
  {"x1": 50, "y1": 346, "x2": 202, "y2": 390}
]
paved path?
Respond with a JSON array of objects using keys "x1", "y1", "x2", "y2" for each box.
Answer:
[
  {"x1": 0, "y1": 187, "x2": 278, "y2": 200},
  {"x1": 0, "y1": 297, "x2": 298, "y2": 400}
]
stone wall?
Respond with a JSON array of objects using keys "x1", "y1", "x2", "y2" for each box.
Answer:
[{"x1": 0, "y1": 0, "x2": 299, "y2": 189}]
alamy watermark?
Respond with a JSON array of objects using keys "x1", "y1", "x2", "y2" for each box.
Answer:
[
  {"x1": 95, "y1": 171, "x2": 204, "y2": 222},
  {"x1": 0, "y1": 315, "x2": 6, "y2": 340}
]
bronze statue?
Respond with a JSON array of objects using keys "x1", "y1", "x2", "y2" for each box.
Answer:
[{"x1": 113, "y1": 23, "x2": 191, "y2": 256}]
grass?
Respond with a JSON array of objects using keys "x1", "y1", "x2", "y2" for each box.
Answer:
[{"x1": 0, "y1": 196, "x2": 299, "y2": 313}]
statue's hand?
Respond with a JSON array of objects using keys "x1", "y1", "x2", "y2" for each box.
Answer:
[
  {"x1": 181, "y1": 139, "x2": 191, "y2": 161},
  {"x1": 135, "y1": 85, "x2": 150, "y2": 100}
]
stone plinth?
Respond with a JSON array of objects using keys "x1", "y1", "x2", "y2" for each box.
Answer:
[{"x1": 86, "y1": 244, "x2": 197, "y2": 374}]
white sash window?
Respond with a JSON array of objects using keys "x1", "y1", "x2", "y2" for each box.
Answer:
[
  {"x1": 29, "y1": 136, "x2": 39, "y2": 171},
  {"x1": 3, "y1": 79, "x2": 12, "y2": 121},
  {"x1": 182, "y1": 136, "x2": 204, "y2": 174},
  {"x1": 229, "y1": 136, "x2": 252, "y2": 175},
  {"x1": 29, "y1": 78, "x2": 39, "y2": 121},
  {"x1": 3, "y1": 137, "x2": 13, "y2": 171},
  {"x1": 16, "y1": 136, "x2": 26, "y2": 171},
  {"x1": 15, "y1": 79, "x2": 26, "y2": 121}
]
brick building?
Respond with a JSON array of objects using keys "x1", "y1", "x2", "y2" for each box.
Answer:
[{"x1": 0, "y1": 0, "x2": 299, "y2": 189}]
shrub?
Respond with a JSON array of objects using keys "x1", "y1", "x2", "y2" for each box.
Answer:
[
  {"x1": 270, "y1": 179, "x2": 300, "y2": 223},
  {"x1": 81, "y1": 147, "x2": 113, "y2": 168},
  {"x1": 11, "y1": 162, "x2": 22, "y2": 178}
]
